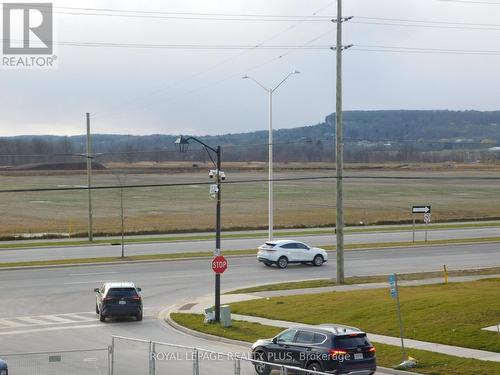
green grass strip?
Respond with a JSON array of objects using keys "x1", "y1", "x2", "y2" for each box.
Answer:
[
  {"x1": 170, "y1": 313, "x2": 500, "y2": 375},
  {"x1": 229, "y1": 280, "x2": 500, "y2": 353},
  {"x1": 227, "y1": 267, "x2": 500, "y2": 294}
]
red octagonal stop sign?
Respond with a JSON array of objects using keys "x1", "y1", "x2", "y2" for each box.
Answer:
[{"x1": 212, "y1": 255, "x2": 228, "y2": 274}]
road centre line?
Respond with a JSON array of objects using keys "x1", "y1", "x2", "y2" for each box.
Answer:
[{"x1": 69, "y1": 271, "x2": 119, "y2": 276}]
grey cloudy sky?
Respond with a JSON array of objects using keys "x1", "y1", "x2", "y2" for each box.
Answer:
[{"x1": 1, "y1": 0, "x2": 499, "y2": 136}]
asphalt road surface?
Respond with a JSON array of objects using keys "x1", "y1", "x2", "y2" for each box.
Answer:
[
  {"x1": 1, "y1": 243, "x2": 499, "y2": 374},
  {"x1": 0, "y1": 226, "x2": 499, "y2": 263}
]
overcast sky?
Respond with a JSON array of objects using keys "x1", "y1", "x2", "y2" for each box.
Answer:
[{"x1": 1, "y1": 0, "x2": 499, "y2": 136}]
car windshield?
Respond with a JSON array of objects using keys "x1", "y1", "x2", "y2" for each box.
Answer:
[
  {"x1": 335, "y1": 335, "x2": 370, "y2": 349},
  {"x1": 107, "y1": 288, "x2": 138, "y2": 298}
]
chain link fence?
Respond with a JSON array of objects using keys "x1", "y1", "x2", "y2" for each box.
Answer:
[{"x1": 0, "y1": 348, "x2": 110, "y2": 375}]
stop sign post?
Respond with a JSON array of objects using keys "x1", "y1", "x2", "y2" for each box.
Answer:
[{"x1": 212, "y1": 256, "x2": 228, "y2": 274}]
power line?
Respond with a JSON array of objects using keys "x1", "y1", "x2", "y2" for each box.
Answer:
[
  {"x1": 93, "y1": 26, "x2": 335, "y2": 120},
  {"x1": 50, "y1": 10, "x2": 331, "y2": 22},
  {"x1": 351, "y1": 20, "x2": 500, "y2": 32},
  {"x1": 352, "y1": 44, "x2": 500, "y2": 55},
  {"x1": 438, "y1": 0, "x2": 500, "y2": 5},
  {"x1": 41, "y1": 5, "x2": 335, "y2": 20},
  {"x1": 92, "y1": 1, "x2": 335, "y2": 119},
  {"x1": 356, "y1": 16, "x2": 500, "y2": 28},
  {"x1": 2, "y1": 174, "x2": 500, "y2": 194},
  {"x1": 4, "y1": 39, "x2": 331, "y2": 50}
]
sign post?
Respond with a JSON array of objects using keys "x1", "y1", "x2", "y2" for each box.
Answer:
[
  {"x1": 411, "y1": 205, "x2": 431, "y2": 243},
  {"x1": 423, "y1": 212, "x2": 431, "y2": 242},
  {"x1": 389, "y1": 274, "x2": 406, "y2": 363}
]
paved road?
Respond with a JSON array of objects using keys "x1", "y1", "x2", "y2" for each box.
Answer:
[
  {"x1": 1, "y1": 243, "x2": 499, "y2": 374},
  {"x1": 0, "y1": 226, "x2": 499, "y2": 263}
]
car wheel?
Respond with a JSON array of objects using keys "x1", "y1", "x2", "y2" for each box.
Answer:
[
  {"x1": 264, "y1": 262, "x2": 273, "y2": 267},
  {"x1": 277, "y1": 257, "x2": 288, "y2": 269},
  {"x1": 313, "y1": 255, "x2": 324, "y2": 267},
  {"x1": 253, "y1": 351, "x2": 271, "y2": 375},
  {"x1": 136, "y1": 310, "x2": 143, "y2": 321},
  {"x1": 99, "y1": 310, "x2": 106, "y2": 322}
]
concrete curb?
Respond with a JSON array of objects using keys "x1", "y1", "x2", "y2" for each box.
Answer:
[{"x1": 165, "y1": 309, "x2": 421, "y2": 375}]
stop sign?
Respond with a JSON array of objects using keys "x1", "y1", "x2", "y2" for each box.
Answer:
[{"x1": 212, "y1": 255, "x2": 228, "y2": 274}]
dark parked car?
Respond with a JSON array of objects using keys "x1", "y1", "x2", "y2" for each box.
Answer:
[
  {"x1": 251, "y1": 325, "x2": 376, "y2": 375},
  {"x1": 94, "y1": 282, "x2": 143, "y2": 322},
  {"x1": 0, "y1": 358, "x2": 7, "y2": 375}
]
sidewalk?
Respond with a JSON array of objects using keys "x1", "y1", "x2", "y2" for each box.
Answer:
[{"x1": 172, "y1": 274, "x2": 500, "y2": 363}]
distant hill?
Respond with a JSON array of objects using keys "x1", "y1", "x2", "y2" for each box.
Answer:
[{"x1": 2, "y1": 110, "x2": 500, "y2": 165}]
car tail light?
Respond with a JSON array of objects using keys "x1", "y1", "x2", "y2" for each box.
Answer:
[
  {"x1": 368, "y1": 347, "x2": 376, "y2": 353},
  {"x1": 103, "y1": 297, "x2": 113, "y2": 302},
  {"x1": 330, "y1": 349, "x2": 348, "y2": 356},
  {"x1": 131, "y1": 295, "x2": 141, "y2": 301}
]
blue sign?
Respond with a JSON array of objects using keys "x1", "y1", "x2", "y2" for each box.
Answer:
[{"x1": 389, "y1": 274, "x2": 398, "y2": 299}]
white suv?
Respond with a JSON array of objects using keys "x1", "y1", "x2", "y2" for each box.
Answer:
[{"x1": 257, "y1": 240, "x2": 328, "y2": 269}]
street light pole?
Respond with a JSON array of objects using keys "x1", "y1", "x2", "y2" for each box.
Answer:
[
  {"x1": 86, "y1": 112, "x2": 93, "y2": 242},
  {"x1": 243, "y1": 71, "x2": 300, "y2": 241},
  {"x1": 268, "y1": 90, "x2": 273, "y2": 241},
  {"x1": 175, "y1": 136, "x2": 224, "y2": 322},
  {"x1": 215, "y1": 145, "x2": 222, "y2": 322}
]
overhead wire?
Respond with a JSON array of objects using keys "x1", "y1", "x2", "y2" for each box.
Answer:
[
  {"x1": 2, "y1": 174, "x2": 500, "y2": 194},
  {"x1": 91, "y1": 1, "x2": 335, "y2": 119}
]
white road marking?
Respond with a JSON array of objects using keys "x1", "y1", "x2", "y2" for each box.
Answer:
[
  {"x1": 0, "y1": 319, "x2": 24, "y2": 328},
  {"x1": 64, "y1": 280, "x2": 107, "y2": 285},
  {"x1": 69, "y1": 272, "x2": 119, "y2": 276},
  {"x1": 16, "y1": 316, "x2": 53, "y2": 325},
  {"x1": 41, "y1": 315, "x2": 82, "y2": 323},
  {"x1": 61, "y1": 312, "x2": 96, "y2": 321},
  {"x1": 0, "y1": 310, "x2": 155, "y2": 333},
  {"x1": 0, "y1": 324, "x2": 103, "y2": 336},
  {"x1": 0, "y1": 312, "x2": 95, "y2": 329}
]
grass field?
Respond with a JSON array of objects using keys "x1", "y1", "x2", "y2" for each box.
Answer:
[
  {"x1": 1, "y1": 163, "x2": 500, "y2": 237},
  {"x1": 170, "y1": 313, "x2": 500, "y2": 375},
  {"x1": 230, "y1": 279, "x2": 500, "y2": 353},
  {"x1": 225, "y1": 266, "x2": 500, "y2": 294}
]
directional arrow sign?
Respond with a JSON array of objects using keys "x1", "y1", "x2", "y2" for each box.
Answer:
[{"x1": 412, "y1": 205, "x2": 431, "y2": 214}]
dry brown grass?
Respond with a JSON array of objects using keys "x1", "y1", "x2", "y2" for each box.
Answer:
[{"x1": 0, "y1": 163, "x2": 499, "y2": 236}]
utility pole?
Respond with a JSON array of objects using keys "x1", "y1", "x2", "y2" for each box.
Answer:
[
  {"x1": 86, "y1": 112, "x2": 93, "y2": 242},
  {"x1": 335, "y1": 0, "x2": 345, "y2": 284},
  {"x1": 333, "y1": 3, "x2": 353, "y2": 284}
]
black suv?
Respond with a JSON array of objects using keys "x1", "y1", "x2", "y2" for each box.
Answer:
[
  {"x1": 94, "y1": 282, "x2": 143, "y2": 322},
  {"x1": 251, "y1": 325, "x2": 376, "y2": 375},
  {"x1": 0, "y1": 358, "x2": 7, "y2": 375}
]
